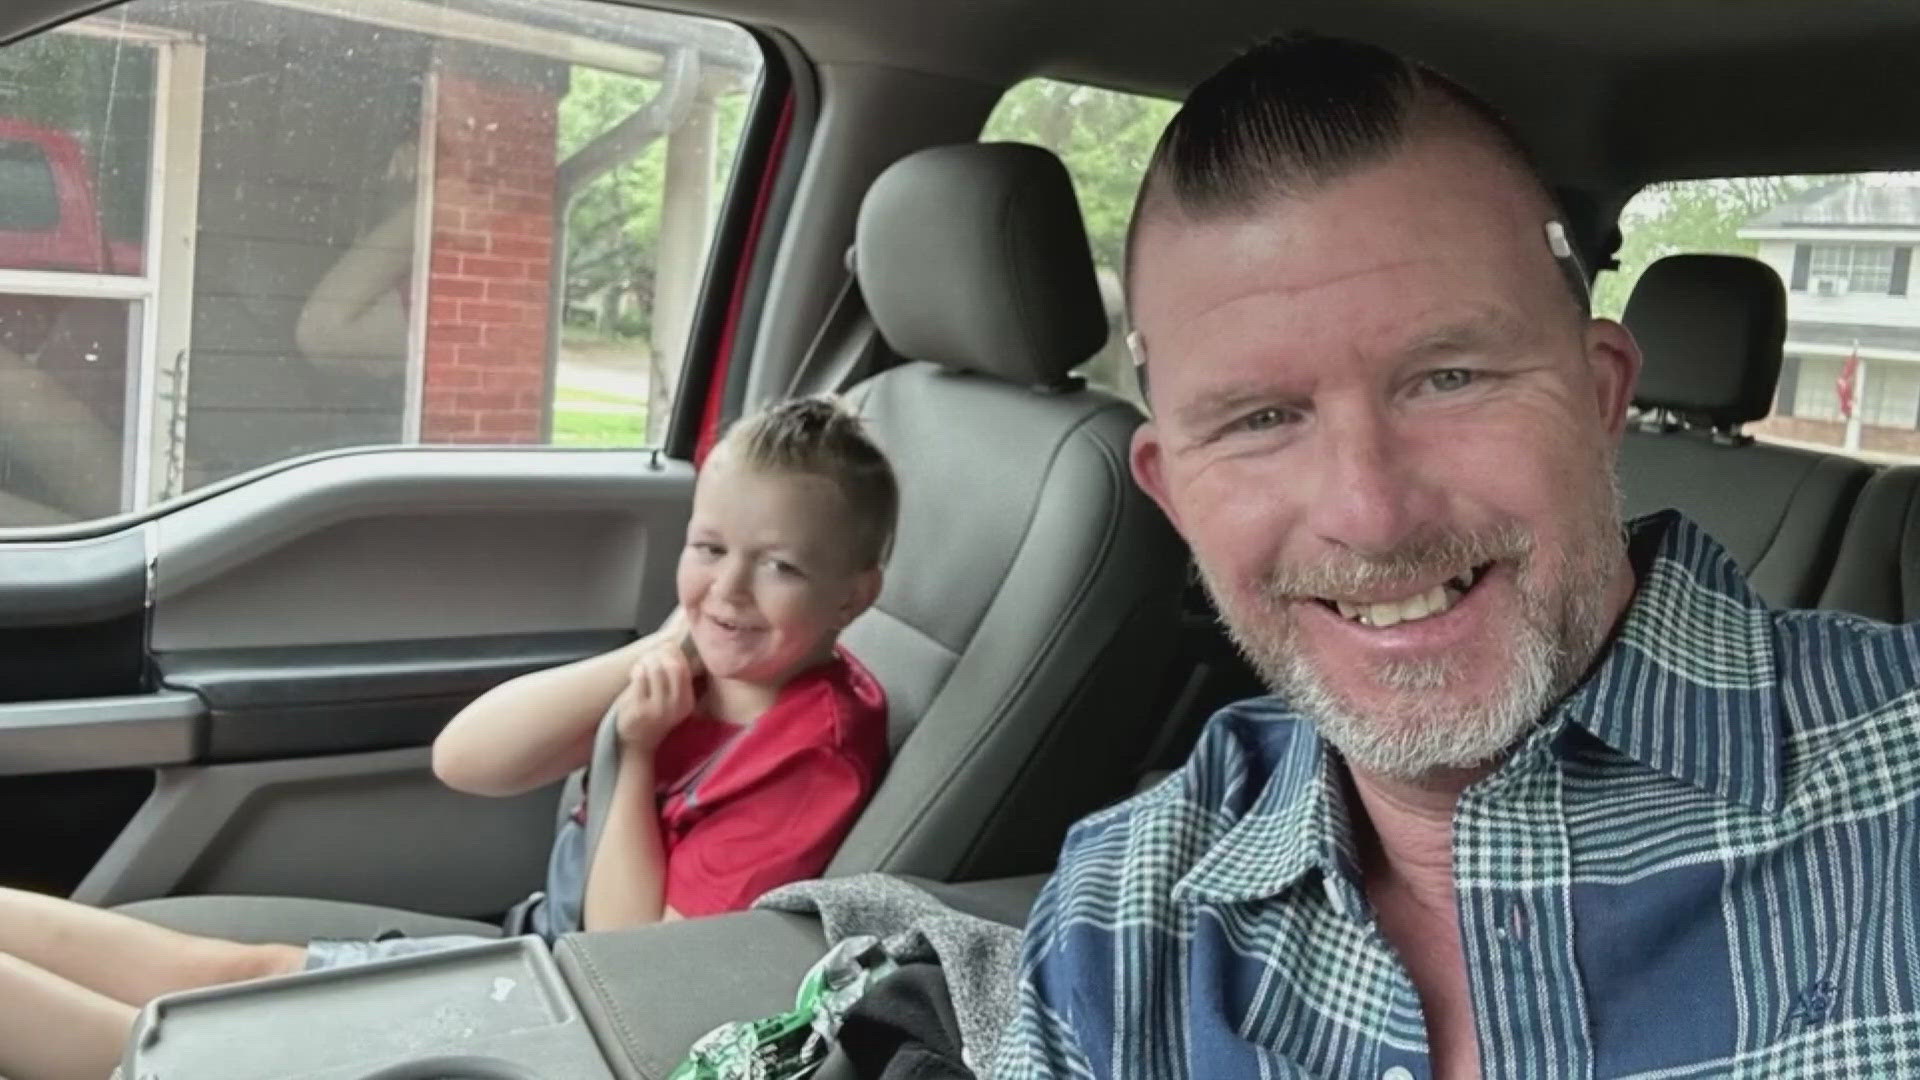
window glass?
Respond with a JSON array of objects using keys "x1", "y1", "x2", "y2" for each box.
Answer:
[
  {"x1": 982, "y1": 79, "x2": 1177, "y2": 406},
  {"x1": 1602, "y1": 172, "x2": 1920, "y2": 464},
  {"x1": 0, "y1": 0, "x2": 763, "y2": 531}
]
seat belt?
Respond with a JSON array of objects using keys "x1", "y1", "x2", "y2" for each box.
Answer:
[
  {"x1": 580, "y1": 701, "x2": 623, "y2": 880},
  {"x1": 785, "y1": 249, "x2": 887, "y2": 399}
]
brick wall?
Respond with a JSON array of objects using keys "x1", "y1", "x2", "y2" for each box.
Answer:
[{"x1": 419, "y1": 64, "x2": 559, "y2": 444}]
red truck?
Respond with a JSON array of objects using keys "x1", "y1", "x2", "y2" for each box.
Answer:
[{"x1": 0, "y1": 116, "x2": 141, "y2": 275}]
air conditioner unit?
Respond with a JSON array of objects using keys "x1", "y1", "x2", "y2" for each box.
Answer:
[{"x1": 1812, "y1": 274, "x2": 1850, "y2": 297}]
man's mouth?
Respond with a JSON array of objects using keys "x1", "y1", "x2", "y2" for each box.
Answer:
[
  {"x1": 1314, "y1": 563, "x2": 1494, "y2": 629},
  {"x1": 706, "y1": 613, "x2": 759, "y2": 635}
]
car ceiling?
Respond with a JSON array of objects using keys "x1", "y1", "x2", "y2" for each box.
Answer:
[
  {"x1": 688, "y1": 0, "x2": 1920, "y2": 196},
  {"x1": 7, "y1": 0, "x2": 1917, "y2": 217}
]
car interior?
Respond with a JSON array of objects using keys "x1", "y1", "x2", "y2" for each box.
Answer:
[{"x1": 2, "y1": 0, "x2": 1918, "y2": 1076}]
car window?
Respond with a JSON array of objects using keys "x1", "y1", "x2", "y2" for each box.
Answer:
[
  {"x1": 0, "y1": 140, "x2": 61, "y2": 231},
  {"x1": 0, "y1": 0, "x2": 763, "y2": 530},
  {"x1": 1599, "y1": 172, "x2": 1920, "y2": 465},
  {"x1": 982, "y1": 78, "x2": 1177, "y2": 406}
]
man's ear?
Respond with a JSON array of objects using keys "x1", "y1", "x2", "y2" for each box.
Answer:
[
  {"x1": 1131, "y1": 422, "x2": 1184, "y2": 533},
  {"x1": 1585, "y1": 318, "x2": 1643, "y2": 437}
]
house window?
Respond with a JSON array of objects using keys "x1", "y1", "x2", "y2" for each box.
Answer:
[
  {"x1": 1862, "y1": 360, "x2": 1920, "y2": 430},
  {"x1": 1807, "y1": 244, "x2": 1896, "y2": 294},
  {"x1": 1789, "y1": 355, "x2": 1845, "y2": 421}
]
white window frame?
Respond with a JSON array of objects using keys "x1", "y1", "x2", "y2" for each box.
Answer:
[
  {"x1": 0, "y1": 17, "x2": 204, "y2": 512},
  {"x1": 1862, "y1": 358, "x2": 1920, "y2": 430},
  {"x1": 1808, "y1": 243, "x2": 1896, "y2": 294}
]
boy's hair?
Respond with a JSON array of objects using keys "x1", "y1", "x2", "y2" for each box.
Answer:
[{"x1": 715, "y1": 397, "x2": 899, "y2": 569}]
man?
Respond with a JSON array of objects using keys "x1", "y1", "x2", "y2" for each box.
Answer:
[{"x1": 995, "y1": 34, "x2": 1920, "y2": 1080}]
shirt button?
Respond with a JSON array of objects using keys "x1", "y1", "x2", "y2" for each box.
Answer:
[{"x1": 1382, "y1": 1067, "x2": 1415, "y2": 1080}]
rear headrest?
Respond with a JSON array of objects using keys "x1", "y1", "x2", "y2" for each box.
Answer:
[
  {"x1": 855, "y1": 143, "x2": 1108, "y2": 388},
  {"x1": 1623, "y1": 253, "x2": 1786, "y2": 427}
]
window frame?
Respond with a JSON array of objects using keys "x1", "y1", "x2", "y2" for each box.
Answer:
[
  {"x1": 1807, "y1": 242, "x2": 1896, "y2": 294},
  {"x1": 0, "y1": 17, "x2": 205, "y2": 513}
]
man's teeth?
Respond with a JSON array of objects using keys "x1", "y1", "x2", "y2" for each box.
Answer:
[{"x1": 1332, "y1": 582, "x2": 1463, "y2": 629}]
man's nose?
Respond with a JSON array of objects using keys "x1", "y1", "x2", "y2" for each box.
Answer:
[{"x1": 1305, "y1": 407, "x2": 1438, "y2": 557}]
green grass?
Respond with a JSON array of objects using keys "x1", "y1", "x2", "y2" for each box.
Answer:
[
  {"x1": 554, "y1": 385, "x2": 646, "y2": 408},
  {"x1": 560, "y1": 326, "x2": 648, "y2": 350},
  {"x1": 552, "y1": 408, "x2": 649, "y2": 447}
]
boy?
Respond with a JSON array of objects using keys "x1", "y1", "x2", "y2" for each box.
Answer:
[{"x1": 0, "y1": 397, "x2": 898, "y2": 1080}]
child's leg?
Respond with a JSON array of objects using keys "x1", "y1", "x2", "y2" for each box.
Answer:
[
  {"x1": 0, "y1": 887, "x2": 304, "y2": 1007},
  {"x1": 0, "y1": 951, "x2": 136, "y2": 1080}
]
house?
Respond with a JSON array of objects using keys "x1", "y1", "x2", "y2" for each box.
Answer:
[
  {"x1": 0, "y1": 0, "x2": 753, "y2": 525},
  {"x1": 1741, "y1": 178, "x2": 1920, "y2": 459}
]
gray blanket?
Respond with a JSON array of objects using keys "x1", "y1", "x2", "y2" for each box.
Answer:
[{"x1": 755, "y1": 873, "x2": 1024, "y2": 1073}]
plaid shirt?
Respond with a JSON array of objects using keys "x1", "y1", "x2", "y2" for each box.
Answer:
[{"x1": 995, "y1": 511, "x2": 1920, "y2": 1080}]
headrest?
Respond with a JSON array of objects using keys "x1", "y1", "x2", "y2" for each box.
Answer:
[
  {"x1": 855, "y1": 143, "x2": 1108, "y2": 387},
  {"x1": 1623, "y1": 253, "x2": 1786, "y2": 427}
]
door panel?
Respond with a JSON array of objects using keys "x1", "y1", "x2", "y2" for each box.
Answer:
[
  {"x1": 2, "y1": 447, "x2": 694, "y2": 911},
  {"x1": 150, "y1": 449, "x2": 686, "y2": 650},
  {"x1": 71, "y1": 748, "x2": 557, "y2": 919},
  {"x1": 0, "y1": 529, "x2": 149, "y2": 703},
  {"x1": 166, "y1": 630, "x2": 625, "y2": 761}
]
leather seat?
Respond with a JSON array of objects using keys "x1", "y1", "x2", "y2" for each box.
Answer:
[
  {"x1": 826, "y1": 142, "x2": 1185, "y2": 882},
  {"x1": 121, "y1": 143, "x2": 1184, "y2": 940},
  {"x1": 1617, "y1": 253, "x2": 1871, "y2": 609},
  {"x1": 1819, "y1": 466, "x2": 1920, "y2": 621}
]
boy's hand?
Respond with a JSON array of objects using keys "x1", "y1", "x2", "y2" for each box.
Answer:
[{"x1": 613, "y1": 634, "x2": 703, "y2": 751}]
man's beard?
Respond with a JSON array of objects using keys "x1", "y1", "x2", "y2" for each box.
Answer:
[{"x1": 1202, "y1": 470, "x2": 1626, "y2": 780}]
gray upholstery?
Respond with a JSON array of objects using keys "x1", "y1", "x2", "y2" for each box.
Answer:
[
  {"x1": 1625, "y1": 253, "x2": 1786, "y2": 426},
  {"x1": 856, "y1": 142, "x2": 1109, "y2": 388},
  {"x1": 1820, "y1": 467, "x2": 1920, "y2": 621},
  {"x1": 114, "y1": 895, "x2": 501, "y2": 945},
  {"x1": 553, "y1": 875, "x2": 1043, "y2": 1080},
  {"x1": 557, "y1": 910, "x2": 828, "y2": 1080},
  {"x1": 1617, "y1": 252, "x2": 1869, "y2": 610},
  {"x1": 828, "y1": 143, "x2": 1185, "y2": 882},
  {"x1": 1618, "y1": 433, "x2": 1867, "y2": 609}
]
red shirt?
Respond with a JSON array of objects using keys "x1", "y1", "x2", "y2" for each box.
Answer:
[{"x1": 647, "y1": 650, "x2": 887, "y2": 917}]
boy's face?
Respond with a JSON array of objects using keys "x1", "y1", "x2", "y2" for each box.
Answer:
[{"x1": 676, "y1": 451, "x2": 881, "y2": 686}]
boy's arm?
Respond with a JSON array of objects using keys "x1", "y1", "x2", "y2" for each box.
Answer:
[
  {"x1": 432, "y1": 612, "x2": 684, "y2": 798},
  {"x1": 580, "y1": 744, "x2": 672, "y2": 929},
  {"x1": 581, "y1": 644, "x2": 701, "y2": 929}
]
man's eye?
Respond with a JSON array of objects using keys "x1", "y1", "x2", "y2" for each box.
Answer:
[
  {"x1": 691, "y1": 542, "x2": 723, "y2": 557},
  {"x1": 1422, "y1": 368, "x2": 1476, "y2": 394},
  {"x1": 767, "y1": 557, "x2": 804, "y2": 578},
  {"x1": 1235, "y1": 406, "x2": 1295, "y2": 433}
]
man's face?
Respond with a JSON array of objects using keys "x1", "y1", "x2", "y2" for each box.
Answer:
[{"x1": 1129, "y1": 128, "x2": 1641, "y2": 780}]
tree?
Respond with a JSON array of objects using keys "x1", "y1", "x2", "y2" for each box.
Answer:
[
  {"x1": 557, "y1": 67, "x2": 750, "y2": 343},
  {"x1": 982, "y1": 79, "x2": 1175, "y2": 399},
  {"x1": 983, "y1": 79, "x2": 1176, "y2": 279},
  {"x1": 1592, "y1": 175, "x2": 1845, "y2": 316}
]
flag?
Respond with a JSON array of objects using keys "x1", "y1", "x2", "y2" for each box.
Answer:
[{"x1": 1837, "y1": 344, "x2": 1860, "y2": 420}]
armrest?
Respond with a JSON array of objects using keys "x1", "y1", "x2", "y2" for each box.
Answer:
[
  {"x1": 550, "y1": 874, "x2": 1045, "y2": 1080},
  {"x1": 554, "y1": 910, "x2": 829, "y2": 1080}
]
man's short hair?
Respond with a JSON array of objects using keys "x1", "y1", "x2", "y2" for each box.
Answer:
[
  {"x1": 1125, "y1": 33, "x2": 1588, "y2": 316},
  {"x1": 714, "y1": 397, "x2": 899, "y2": 569}
]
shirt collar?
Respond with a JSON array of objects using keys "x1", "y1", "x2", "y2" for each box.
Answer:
[
  {"x1": 1174, "y1": 718, "x2": 1369, "y2": 915},
  {"x1": 1175, "y1": 510, "x2": 1785, "y2": 910},
  {"x1": 1562, "y1": 510, "x2": 1785, "y2": 815}
]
